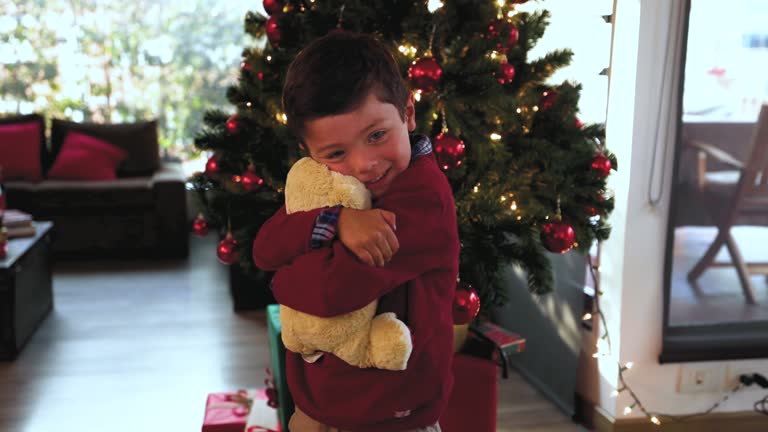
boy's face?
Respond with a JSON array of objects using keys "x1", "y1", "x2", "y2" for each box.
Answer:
[{"x1": 301, "y1": 91, "x2": 416, "y2": 198}]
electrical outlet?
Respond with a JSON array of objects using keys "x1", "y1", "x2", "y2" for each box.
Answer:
[
  {"x1": 677, "y1": 364, "x2": 727, "y2": 394},
  {"x1": 725, "y1": 365, "x2": 762, "y2": 388}
]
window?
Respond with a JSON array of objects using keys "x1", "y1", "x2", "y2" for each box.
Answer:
[
  {"x1": 663, "y1": 0, "x2": 768, "y2": 362},
  {"x1": 0, "y1": 1, "x2": 254, "y2": 159}
]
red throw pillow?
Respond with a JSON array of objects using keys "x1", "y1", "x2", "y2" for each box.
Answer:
[
  {"x1": 47, "y1": 131, "x2": 129, "y2": 181},
  {"x1": 0, "y1": 121, "x2": 43, "y2": 182}
]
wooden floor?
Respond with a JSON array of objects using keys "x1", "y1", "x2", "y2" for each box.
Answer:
[{"x1": 0, "y1": 235, "x2": 583, "y2": 432}]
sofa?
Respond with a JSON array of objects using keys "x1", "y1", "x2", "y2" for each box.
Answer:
[{"x1": 0, "y1": 114, "x2": 188, "y2": 259}]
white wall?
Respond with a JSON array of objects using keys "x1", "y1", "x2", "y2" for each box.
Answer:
[
  {"x1": 517, "y1": 0, "x2": 614, "y2": 124},
  {"x1": 599, "y1": 0, "x2": 768, "y2": 420}
]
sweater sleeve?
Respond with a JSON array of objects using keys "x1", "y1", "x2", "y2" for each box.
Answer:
[
  {"x1": 271, "y1": 179, "x2": 456, "y2": 317},
  {"x1": 252, "y1": 205, "x2": 324, "y2": 271}
]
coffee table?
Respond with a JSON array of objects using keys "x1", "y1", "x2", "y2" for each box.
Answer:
[{"x1": 0, "y1": 221, "x2": 54, "y2": 360}]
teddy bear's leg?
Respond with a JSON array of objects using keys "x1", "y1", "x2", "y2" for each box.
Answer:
[{"x1": 367, "y1": 313, "x2": 413, "y2": 371}]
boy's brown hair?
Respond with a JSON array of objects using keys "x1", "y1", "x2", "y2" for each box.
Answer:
[{"x1": 282, "y1": 32, "x2": 410, "y2": 141}]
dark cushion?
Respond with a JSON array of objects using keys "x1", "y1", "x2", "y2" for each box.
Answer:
[
  {"x1": 0, "y1": 113, "x2": 46, "y2": 179},
  {"x1": 51, "y1": 119, "x2": 160, "y2": 177}
]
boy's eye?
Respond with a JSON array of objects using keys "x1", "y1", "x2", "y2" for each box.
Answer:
[
  {"x1": 369, "y1": 130, "x2": 387, "y2": 142},
  {"x1": 327, "y1": 150, "x2": 345, "y2": 159}
]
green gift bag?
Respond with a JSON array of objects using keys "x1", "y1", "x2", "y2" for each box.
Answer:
[{"x1": 267, "y1": 303, "x2": 294, "y2": 430}]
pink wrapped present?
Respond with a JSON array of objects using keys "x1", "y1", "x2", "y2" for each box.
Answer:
[
  {"x1": 245, "y1": 388, "x2": 280, "y2": 432},
  {"x1": 202, "y1": 389, "x2": 255, "y2": 432}
]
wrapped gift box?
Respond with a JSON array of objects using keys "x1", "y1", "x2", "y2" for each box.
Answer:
[
  {"x1": 202, "y1": 390, "x2": 254, "y2": 432},
  {"x1": 267, "y1": 304, "x2": 294, "y2": 431},
  {"x1": 440, "y1": 353, "x2": 499, "y2": 432},
  {"x1": 442, "y1": 322, "x2": 526, "y2": 432},
  {"x1": 203, "y1": 388, "x2": 279, "y2": 432},
  {"x1": 463, "y1": 321, "x2": 525, "y2": 378},
  {"x1": 245, "y1": 388, "x2": 281, "y2": 432}
]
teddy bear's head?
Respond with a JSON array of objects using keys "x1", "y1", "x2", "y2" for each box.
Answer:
[{"x1": 284, "y1": 157, "x2": 371, "y2": 214}]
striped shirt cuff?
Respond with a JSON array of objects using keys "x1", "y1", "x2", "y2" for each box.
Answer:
[{"x1": 310, "y1": 205, "x2": 342, "y2": 249}]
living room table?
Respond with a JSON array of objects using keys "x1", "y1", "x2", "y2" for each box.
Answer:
[{"x1": 0, "y1": 221, "x2": 54, "y2": 360}]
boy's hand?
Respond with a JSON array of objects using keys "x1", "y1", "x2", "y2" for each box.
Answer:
[{"x1": 338, "y1": 208, "x2": 399, "y2": 267}]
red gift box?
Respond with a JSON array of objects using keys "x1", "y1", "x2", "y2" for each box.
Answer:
[
  {"x1": 440, "y1": 353, "x2": 499, "y2": 432},
  {"x1": 202, "y1": 389, "x2": 260, "y2": 432}
]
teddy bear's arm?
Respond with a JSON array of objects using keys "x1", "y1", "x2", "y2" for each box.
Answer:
[{"x1": 253, "y1": 205, "x2": 326, "y2": 271}]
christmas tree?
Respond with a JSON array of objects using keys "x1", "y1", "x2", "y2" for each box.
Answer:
[{"x1": 189, "y1": 0, "x2": 616, "y2": 317}]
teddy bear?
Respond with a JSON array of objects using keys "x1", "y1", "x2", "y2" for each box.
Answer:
[{"x1": 278, "y1": 156, "x2": 413, "y2": 371}]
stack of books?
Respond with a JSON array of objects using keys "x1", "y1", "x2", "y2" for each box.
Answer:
[{"x1": 2, "y1": 209, "x2": 36, "y2": 238}]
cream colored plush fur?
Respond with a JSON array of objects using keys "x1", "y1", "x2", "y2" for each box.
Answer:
[{"x1": 280, "y1": 157, "x2": 413, "y2": 370}]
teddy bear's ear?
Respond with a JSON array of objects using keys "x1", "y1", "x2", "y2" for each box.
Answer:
[{"x1": 285, "y1": 157, "x2": 335, "y2": 214}]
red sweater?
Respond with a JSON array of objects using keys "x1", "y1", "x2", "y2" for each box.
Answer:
[{"x1": 253, "y1": 153, "x2": 459, "y2": 432}]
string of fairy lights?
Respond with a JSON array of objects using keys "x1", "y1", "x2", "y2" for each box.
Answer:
[{"x1": 585, "y1": 252, "x2": 747, "y2": 426}]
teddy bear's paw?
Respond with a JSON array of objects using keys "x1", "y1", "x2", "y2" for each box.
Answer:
[{"x1": 368, "y1": 313, "x2": 413, "y2": 371}]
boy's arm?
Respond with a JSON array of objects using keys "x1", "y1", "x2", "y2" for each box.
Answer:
[
  {"x1": 271, "y1": 185, "x2": 457, "y2": 317},
  {"x1": 251, "y1": 205, "x2": 326, "y2": 271}
]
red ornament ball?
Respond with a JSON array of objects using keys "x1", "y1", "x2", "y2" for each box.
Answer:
[
  {"x1": 408, "y1": 57, "x2": 442, "y2": 94},
  {"x1": 496, "y1": 62, "x2": 515, "y2": 85},
  {"x1": 257, "y1": 72, "x2": 264, "y2": 80},
  {"x1": 263, "y1": 0, "x2": 283, "y2": 15},
  {"x1": 205, "y1": 154, "x2": 219, "y2": 176},
  {"x1": 508, "y1": 26, "x2": 520, "y2": 46},
  {"x1": 241, "y1": 169, "x2": 264, "y2": 192},
  {"x1": 226, "y1": 114, "x2": 239, "y2": 134},
  {"x1": 266, "y1": 15, "x2": 281, "y2": 46},
  {"x1": 453, "y1": 282, "x2": 481, "y2": 325},
  {"x1": 540, "y1": 220, "x2": 576, "y2": 254},
  {"x1": 240, "y1": 61, "x2": 252, "y2": 72},
  {"x1": 574, "y1": 117, "x2": 583, "y2": 129},
  {"x1": 590, "y1": 153, "x2": 612, "y2": 178},
  {"x1": 217, "y1": 233, "x2": 239, "y2": 265},
  {"x1": 193, "y1": 214, "x2": 208, "y2": 237},
  {"x1": 539, "y1": 90, "x2": 558, "y2": 110},
  {"x1": 434, "y1": 133, "x2": 466, "y2": 170}
]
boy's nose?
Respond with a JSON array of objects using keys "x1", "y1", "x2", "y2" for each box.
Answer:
[{"x1": 352, "y1": 155, "x2": 378, "y2": 179}]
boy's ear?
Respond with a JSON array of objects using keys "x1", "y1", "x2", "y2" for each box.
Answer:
[{"x1": 405, "y1": 94, "x2": 416, "y2": 132}]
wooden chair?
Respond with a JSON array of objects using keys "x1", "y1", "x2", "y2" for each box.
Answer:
[{"x1": 686, "y1": 104, "x2": 768, "y2": 304}]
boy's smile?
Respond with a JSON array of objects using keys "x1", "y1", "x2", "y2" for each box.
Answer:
[{"x1": 301, "y1": 91, "x2": 417, "y2": 198}]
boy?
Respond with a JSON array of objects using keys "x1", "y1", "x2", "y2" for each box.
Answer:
[{"x1": 253, "y1": 32, "x2": 459, "y2": 432}]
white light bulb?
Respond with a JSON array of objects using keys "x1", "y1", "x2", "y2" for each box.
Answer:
[{"x1": 427, "y1": 0, "x2": 444, "y2": 13}]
